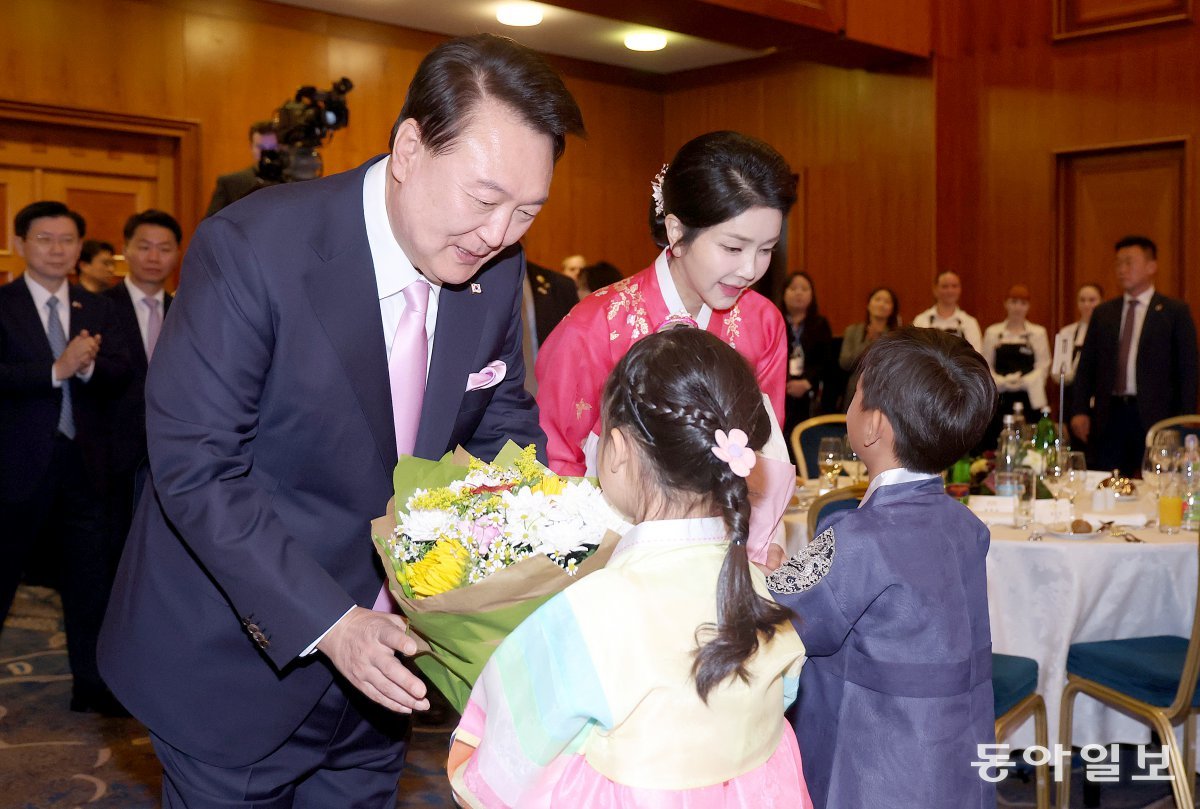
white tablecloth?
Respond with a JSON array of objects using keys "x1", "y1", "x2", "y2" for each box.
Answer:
[{"x1": 987, "y1": 521, "x2": 1196, "y2": 750}]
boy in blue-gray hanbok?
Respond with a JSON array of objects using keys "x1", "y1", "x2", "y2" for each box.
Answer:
[{"x1": 768, "y1": 326, "x2": 998, "y2": 809}]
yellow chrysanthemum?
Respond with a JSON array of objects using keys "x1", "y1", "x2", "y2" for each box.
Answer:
[
  {"x1": 406, "y1": 539, "x2": 470, "y2": 597},
  {"x1": 532, "y1": 475, "x2": 566, "y2": 496}
]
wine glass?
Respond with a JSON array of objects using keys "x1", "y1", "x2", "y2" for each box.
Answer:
[
  {"x1": 1142, "y1": 445, "x2": 1176, "y2": 496},
  {"x1": 1042, "y1": 446, "x2": 1067, "y2": 507},
  {"x1": 817, "y1": 437, "x2": 844, "y2": 489},
  {"x1": 842, "y1": 437, "x2": 862, "y2": 484},
  {"x1": 1063, "y1": 451, "x2": 1088, "y2": 506}
]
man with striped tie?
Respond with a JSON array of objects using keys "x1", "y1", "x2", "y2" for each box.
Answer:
[{"x1": 0, "y1": 200, "x2": 131, "y2": 715}]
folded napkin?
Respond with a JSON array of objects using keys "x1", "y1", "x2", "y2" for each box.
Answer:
[{"x1": 1082, "y1": 511, "x2": 1149, "y2": 528}]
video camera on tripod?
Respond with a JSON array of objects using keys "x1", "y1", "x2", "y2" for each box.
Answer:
[{"x1": 257, "y1": 77, "x2": 354, "y2": 184}]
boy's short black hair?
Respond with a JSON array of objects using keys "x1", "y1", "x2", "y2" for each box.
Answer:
[{"x1": 856, "y1": 326, "x2": 996, "y2": 473}]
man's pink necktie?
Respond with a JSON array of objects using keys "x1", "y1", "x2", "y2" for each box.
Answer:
[
  {"x1": 374, "y1": 280, "x2": 430, "y2": 612},
  {"x1": 143, "y1": 297, "x2": 162, "y2": 360}
]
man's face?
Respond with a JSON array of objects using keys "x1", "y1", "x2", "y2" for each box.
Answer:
[
  {"x1": 14, "y1": 215, "x2": 82, "y2": 289},
  {"x1": 934, "y1": 272, "x2": 961, "y2": 308},
  {"x1": 79, "y1": 249, "x2": 116, "y2": 287},
  {"x1": 561, "y1": 255, "x2": 586, "y2": 281},
  {"x1": 1115, "y1": 245, "x2": 1156, "y2": 296},
  {"x1": 385, "y1": 97, "x2": 554, "y2": 286},
  {"x1": 251, "y1": 132, "x2": 278, "y2": 162},
  {"x1": 125, "y1": 224, "x2": 179, "y2": 288}
]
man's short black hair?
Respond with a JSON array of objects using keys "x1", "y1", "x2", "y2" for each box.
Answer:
[
  {"x1": 248, "y1": 120, "x2": 276, "y2": 141},
  {"x1": 856, "y1": 326, "x2": 996, "y2": 473},
  {"x1": 391, "y1": 33, "x2": 584, "y2": 162},
  {"x1": 79, "y1": 239, "x2": 115, "y2": 264},
  {"x1": 124, "y1": 209, "x2": 182, "y2": 244},
  {"x1": 15, "y1": 200, "x2": 85, "y2": 239},
  {"x1": 1115, "y1": 234, "x2": 1157, "y2": 260}
]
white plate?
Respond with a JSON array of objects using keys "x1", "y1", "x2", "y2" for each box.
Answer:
[{"x1": 1044, "y1": 529, "x2": 1103, "y2": 540}]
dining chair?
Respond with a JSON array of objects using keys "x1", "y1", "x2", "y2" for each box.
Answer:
[
  {"x1": 1056, "y1": 531, "x2": 1199, "y2": 809},
  {"x1": 993, "y1": 653, "x2": 1049, "y2": 809},
  {"x1": 789, "y1": 414, "x2": 848, "y2": 480},
  {"x1": 1145, "y1": 414, "x2": 1200, "y2": 448},
  {"x1": 806, "y1": 483, "x2": 868, "y2": 537}
]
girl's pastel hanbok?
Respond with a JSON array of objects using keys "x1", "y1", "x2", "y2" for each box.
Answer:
[{"x1": 450, "y1": 517, "x2": 812, "y2": 809}]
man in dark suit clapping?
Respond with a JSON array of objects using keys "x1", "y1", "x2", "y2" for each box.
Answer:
[
  {"x1": 102, "y1": 209, "x2": 178, "y2": 570},
  {"x1": 1071, "y1": 235, "x2": 1199, "y2": 475},
  {"x1": 0, "y1": 201, "x2": 131, "y2": 715}
]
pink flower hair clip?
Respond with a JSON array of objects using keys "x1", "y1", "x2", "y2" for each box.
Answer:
[{"x1": 711, "y1": 429, "x2": 757, "y2": 478}]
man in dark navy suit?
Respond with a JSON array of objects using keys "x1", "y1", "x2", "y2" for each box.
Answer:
[
  {"x1": 0, "y1": 201, "x2": 130, "y2": 715},
  {"x1": 102, "y1": 209, "x2": 179, "y2": 571},
  {"x1": 100, "y1": 34, "x2": 583, "y2": 808},
  {"x1": 1071, "y1": 235, "x2": 1198, "y2": 475}
]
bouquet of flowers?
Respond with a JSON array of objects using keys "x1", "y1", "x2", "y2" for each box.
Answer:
[{"x1": 371, "y1": 442, "x2": 626, "y2": 713}]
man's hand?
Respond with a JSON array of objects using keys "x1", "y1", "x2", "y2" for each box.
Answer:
[
  {"x1": 316, "y1": 606, "x2": 431, "y2": 714},
  {"x1": 1069, "y1": 414, "x2": 1090, "y2": 444},
  {"x1": 53, "y1": 330, "x2": 101, "y2": 380},
  {"x1": 786, "y1": 379, "x2": 812, "y2": 399}
]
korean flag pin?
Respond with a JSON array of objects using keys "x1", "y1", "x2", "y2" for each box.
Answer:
[{"x1": 470, "y1": 283, "x2": 482, "y2": 294}]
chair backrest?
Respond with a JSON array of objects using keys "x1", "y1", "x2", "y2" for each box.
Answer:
[
  {"x1": 1145, "y1": 414, "x2": 1200, "y2": 449},
  {"x1": 1166, "y1": 528, "x2": 1200, "y2": 720},
  {"x1": 807, "y1": 483, "x2": 869, "y2": 537},
  {"x1": 790, "y1": 415, "x2": 848, "y2": 479}
]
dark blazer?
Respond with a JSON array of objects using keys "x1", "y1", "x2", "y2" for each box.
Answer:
[
  {"x1": 783, "y1": 313, "x2": 833, "y2": 432},
  {"x1": 102, "y1": 281, "x2": 172, "y2": 477},
  {"x1": 769, "y1": 478, "x2": 995, "y2": 809},
  {"x1": 99, "y1": 157, "x2": 544, "y2": 767},
  {"x1": 1072, "y1": 292, "x2": 1199, "y2": 431},
  {"x1": 0, "y1": 279, "x2": 130, "y2": 502},
  {"x1": 204, "y1": 166, "x2": 260, "y2": 217},
  {"x1": 526, "y1": 261, "x2": 576, "y2": 344}
]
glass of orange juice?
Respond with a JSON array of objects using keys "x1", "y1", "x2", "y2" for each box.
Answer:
[{"x1": 1158, "y1": 476, "x2": 1184, "y2": 534}]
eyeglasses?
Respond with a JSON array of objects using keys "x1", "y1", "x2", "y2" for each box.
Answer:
[{"x1": 28, "y1": 233, "x2": 80, "y2": 249}]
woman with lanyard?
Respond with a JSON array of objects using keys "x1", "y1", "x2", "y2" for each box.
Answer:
[
  {"x1": 981, "y1": 284, "x2": 1051, "y2": 447},
  {"x1": 1053, "y1": 283, "x2": 1104, "y2": 449},
  {"x1": 535, "y1": 131, "x2": 796, "y2": 478},
  {"x1": 779, "y1": 271, "x2": 832, "y2": 442}
]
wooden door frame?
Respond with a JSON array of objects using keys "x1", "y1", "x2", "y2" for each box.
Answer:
[
  {"x1": 0, "y1": 98, "x2": 202, "y2": 239},
  {"x1": 1052, "y1": 135, "x2": 1193, "y2": 324}
]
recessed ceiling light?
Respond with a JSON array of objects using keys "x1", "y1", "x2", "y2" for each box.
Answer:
[
  {"x1": 496, "y1": 2, "x2": 543, "y2": 27},
  {"x1": 624, "y1": 31, "x2": 668, "y2": 52}
]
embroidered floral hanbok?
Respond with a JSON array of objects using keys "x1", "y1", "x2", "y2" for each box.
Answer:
[
  {"x1": 535, "y1": 252, "x2": 787, "y2": 476},
  {"x1": 449, "y1": 517, "x2": 812, "y2": 809}
]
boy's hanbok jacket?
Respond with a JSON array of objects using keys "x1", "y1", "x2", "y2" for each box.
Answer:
[{"x1": 768, "y1": 476, "x2": 996, "y2": 809}]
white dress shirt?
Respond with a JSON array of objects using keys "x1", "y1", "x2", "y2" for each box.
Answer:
[
  {"x1": 123, "y1": 276, "x2": 166, "y2": 358},
  {"x1": 1118, "y1": 286, "x2": 1154, "y2": 396},
  {"x1": 363, "y1": 156, "x2": 440, "y2": 370},
  {"x1": 915, "y1": 305, "x2": 983, "y2": 353},
  {"x1": 24, "y1": 273, "x2": 93, "y2": 384}
]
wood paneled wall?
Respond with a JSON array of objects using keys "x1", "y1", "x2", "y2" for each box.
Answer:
[
  {"x1": 0, "y1": 0, "x2": 661, "y2": 276},
  {"x1": 663, "y1": 60, "x2": 936, "y2": 332},
  {"x1": 935, "y1": 1, "x2": 1200, "y2": 334}
]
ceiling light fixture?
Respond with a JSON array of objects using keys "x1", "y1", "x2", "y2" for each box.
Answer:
[
  {"x1": 496, "y1": 2, "x2": 543, "y2": 27},
  {"x1": 623, "y1": 31, "x2": 668, "y2": 52}
]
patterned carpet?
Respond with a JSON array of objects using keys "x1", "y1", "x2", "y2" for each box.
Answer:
[
  {"x1": 0, "y1": 586, "x2": 454, "y2": 808},
  {"x1": 1, "y1": 585, "x2": 1192, "y2": 808}
]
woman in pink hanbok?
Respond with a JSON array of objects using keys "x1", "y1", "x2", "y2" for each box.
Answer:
[{"x1": 535, "y1": 131, "x2": 797, "y2": 477}]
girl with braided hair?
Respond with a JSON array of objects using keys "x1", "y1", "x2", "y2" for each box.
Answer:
[{"x1": 448, "y1": 328, "x2": 811, "y2": 808}]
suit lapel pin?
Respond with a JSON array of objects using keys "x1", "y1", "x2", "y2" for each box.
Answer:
[
  {"x1": 1155, "y1": 303, "x2": 1164, "y2": 311},
  {"x1": 470, "y1": 283, "x2": 482, "y2": 294},
  {"x1": 71, "y1": 301, "x2": 82, "y2": 309}
]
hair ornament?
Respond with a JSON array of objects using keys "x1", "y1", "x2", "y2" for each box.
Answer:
[
  {"x1": 651, "y1": 163, "x2": 669, "y2": 216},
  {"x1": 711, "y1": 429, "x2": 757, "y2": 478},
  {"x1": 656, "y1": 313, "x2": 698, "y2": 333}
]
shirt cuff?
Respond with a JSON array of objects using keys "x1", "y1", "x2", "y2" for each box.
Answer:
[
  {"x1": 77, "y1": 362, "x2": 95, "y2": 382},
  {"x1": 301, "y1": 605, "x2": 355, "y2": 657},
  {"x1": 51, "y1": 367, "x2": 63, "y2": 387}
]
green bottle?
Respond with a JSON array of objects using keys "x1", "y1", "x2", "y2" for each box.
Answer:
[{"x1": 1034, "y1": 407, "x2": 1057, "y2": 455}]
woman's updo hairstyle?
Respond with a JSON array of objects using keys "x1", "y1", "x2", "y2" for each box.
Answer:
[
  {"x1": 601, "y1": 328, "x2": 792, "y2": 701},
  {"x1": 649, "y1": 131, "x2": 798, "y2": 250}
]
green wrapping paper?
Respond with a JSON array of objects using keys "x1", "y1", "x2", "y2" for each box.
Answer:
[{"x1": 370, "y1": 443, "x2": 619, "y2": 714}]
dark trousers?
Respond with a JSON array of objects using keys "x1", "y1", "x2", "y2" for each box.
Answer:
[
  {"x1": 151, "y1": 677, "x2": 410, "y2": 808},
  {"x1": 0, "y1": 434, "x2": 110, "y2": 695},
  {"x1": 1088, "y1": 396, "x2": 1145, "y2": 478}
]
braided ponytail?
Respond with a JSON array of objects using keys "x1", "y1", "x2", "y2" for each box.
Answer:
[{"x1": 601, "y1": 328, "x2": 793, "y2": 703}]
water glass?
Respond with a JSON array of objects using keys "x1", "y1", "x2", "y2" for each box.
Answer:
[
  {"x1": 1142, "y1": 445, "x2": 1177, "y2": 496},
  {"x1": 996, "y1": 467, "x2": 1035, "y2": 528},
  {"x1": 1063, "y1": 451, "x2": 1088, "y2": 506},
  {"x1": 842, "y1": 437, "x2": 863, "y2": 484}
]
